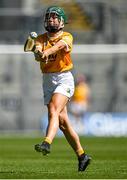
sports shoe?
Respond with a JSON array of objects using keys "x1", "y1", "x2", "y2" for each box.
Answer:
[
  {"x1": 78, "y1": 154, "x2": 91, "y2": 172},
  {"x1": 34, "y1": 141, "x2": 50, "y2": 155}
]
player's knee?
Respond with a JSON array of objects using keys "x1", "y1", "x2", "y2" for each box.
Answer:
[
  {"x1": 48, "y1": 103, "x2": 59, "y2": 118},
  {"x1": 49, "y1": 111, "x2": 59, "y2": 120}
]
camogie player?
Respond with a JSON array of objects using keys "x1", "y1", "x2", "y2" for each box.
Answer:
[{"x1": 33, "y1": 6, "x2": 91, "y2": 171}]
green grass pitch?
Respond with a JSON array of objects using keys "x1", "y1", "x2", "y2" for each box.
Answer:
[{"x1": 0, "y1": 136, "x2": 127, "y2": 179}]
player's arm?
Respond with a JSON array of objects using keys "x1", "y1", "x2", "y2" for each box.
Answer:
[
  {"x1": 34, "y1": 44, "x2": 42, "y2": 62},
  {"x1": 34, "y1": 40, "x2": 44, "y2": 62},
  {"x1": 41, "y1": 41, "x2": 66, "y2": 60},
  {"x1": 37, "y1": 34, "x2": 73, "y2": 63}
]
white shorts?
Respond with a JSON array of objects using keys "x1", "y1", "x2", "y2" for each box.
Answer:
[{"x1": 42, "y1": 71, "x2": 75, "y2": 105}]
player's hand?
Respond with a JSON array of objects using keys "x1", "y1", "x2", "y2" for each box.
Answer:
[
  {"x1": 34, "y1": 49, "x2": 49, "y2": 64},
  {"x1": 34, "y1": 52, "x2": 41, "y2": 62},
  {"x1": 41, "y1": 51, "x2": 49, "y2": 64},
  {"x1": 34, "y1": 50, "x2": 48, "y2": 64}
]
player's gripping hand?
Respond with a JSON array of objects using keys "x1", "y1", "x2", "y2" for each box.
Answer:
[
  {"x1": 34, "y1": 51, "x2": 49, "y2": 64},
  {"x1": 34, "y1": 52, "x2": 42, "y2": 62},
  {"x1": 41, "y1": 51, "x2": 49, "y2": 64}
]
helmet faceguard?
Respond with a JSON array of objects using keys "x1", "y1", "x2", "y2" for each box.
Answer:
[{"x1": 44, "y1": 6, "x2": 67, "y2": 33}]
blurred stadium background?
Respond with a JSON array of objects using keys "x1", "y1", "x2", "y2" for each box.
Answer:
[{"x1": 0, "y1": 0, "x2": 127, "y2": 136}]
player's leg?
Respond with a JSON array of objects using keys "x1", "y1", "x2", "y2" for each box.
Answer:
[
  {"x1": 59, "y1": 106, "x2": 91, "y2": 171},
  {"x1": 46, "y1": 93, "x2": 68, "y2": 141},
  {"x1": 35, "y1": 93, "x2": 68, "y2": 155},
  {"x1": 59, "y1": 106, "x2": 84, "y2": 155}
]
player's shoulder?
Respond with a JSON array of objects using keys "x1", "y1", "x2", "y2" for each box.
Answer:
[
  {"x1": 63, "y1": 31, "x2": 73, "y2": 38},
  {"x1": 62, "y1": 32, "x2": 73, "y2": 42}
]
